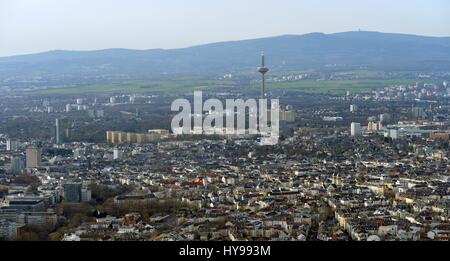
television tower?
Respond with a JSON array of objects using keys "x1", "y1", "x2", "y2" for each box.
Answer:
[{"x1": 257, "y1": 51, "x2": 269, "y2": 99}]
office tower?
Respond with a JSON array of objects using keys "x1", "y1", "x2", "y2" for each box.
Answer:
[
  {"x1": 350, "y1": 104, "x2": 358, "y2": 113},
  {"x1": 257, "y1": 51, "x2": 269, "y2": 99},
  {"x1": 113, "y1": 148, "x2": 123, "y2": 160},
  {"x1": 6, "y1": 139, "x2": 19, "y2": 151},
  {"x1": 10, "y1": 155, "x2": 25, "y2": 174},
  {"x1": 367, "y1": 122, "x2": 379, "y2": 131},
  {"x1": 280, "y1": 110, "x2": 296, "y2": 122},
  {"x1": 110, "y1": 96, "x2": 116, "y2": 104},
  {"x1": 76, "y1": 98, "x2": 83, "y2": 105},
  {"x1": 63, "y1": 182, "x2": 82, "y2": 203},
  {"x1": 351, "y1": 122, "x2": 362, "y2": 137},
  {"x1": 55, "y1": 118, "x2": 61, "y2": 144},
  {"x1": 26, "y1": 147, "x2": 41, "y2": 168}
]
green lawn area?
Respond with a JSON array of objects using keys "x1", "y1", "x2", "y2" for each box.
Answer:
[
  {"x1": 29, "y1": 73, "x2": 430, "y2": 96},
  {"x1": 332, "y1": 70, "x2": 386, "y2": 78},
  {"x1": 268, "y1": 78, "x2": 419, "y2": 94},
  {"x1": 32, "y1": 79, "x2": 235, "y2": 95}
]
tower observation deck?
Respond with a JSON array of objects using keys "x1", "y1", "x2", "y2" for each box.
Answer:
[{"x1": 257, "y1": 51, "x2": 269, "y2": 99}]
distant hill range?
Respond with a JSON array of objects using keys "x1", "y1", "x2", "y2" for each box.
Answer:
[{"x1": 1, "y1": 31, "x2": 450, "y2": 79}]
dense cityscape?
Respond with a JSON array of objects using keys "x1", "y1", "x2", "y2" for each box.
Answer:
[
  {"x1": 1, "y1": 1, "x2": 450, "y2": 249},
  {"x1": 1, "y1": 70, "x2": 449, "y2": 241}
]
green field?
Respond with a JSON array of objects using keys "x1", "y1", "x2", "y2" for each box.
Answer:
[
  {"x1": 331, "y1": 70, "x2": 386, "y2": 78},
  {"x1": 30, "y1": 73, "x2": 430, "y2": 96},
  {"x1": 268, "y1": 78, "x2": 420, "y2": 94},
  {"x1": 32, "y1": 79, "x2": 235, "y2": 95}
]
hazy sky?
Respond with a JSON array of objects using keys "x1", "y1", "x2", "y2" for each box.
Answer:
[{"x1": 1, "y1": 0, "x2": 449, "y2": 57}]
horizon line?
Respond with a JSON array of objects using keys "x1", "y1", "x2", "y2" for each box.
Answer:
[{"x1": 1, "y1": 30, "x2": 450, "y2": 59}]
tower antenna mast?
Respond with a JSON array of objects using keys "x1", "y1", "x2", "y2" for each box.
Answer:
[{"x1": 257, "y1": 50, "x2": 269, "y2": 99}]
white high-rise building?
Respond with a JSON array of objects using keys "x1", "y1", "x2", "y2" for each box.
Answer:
[
  {"x1": 351, "y1": 122, "x2": 362, "y2": 137},
  {"x1": 6, "y1": 139, "x2": 19, "y2": 151},
  {"x1": 350, "y1": 104, "x2": 358, "y2": 113},
  {"x1": 280, "y1": 110, "x2": 296, "y2": 122},
  {"x1": 113, "y1": 148, "x2": 123, "y2": 160}
]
